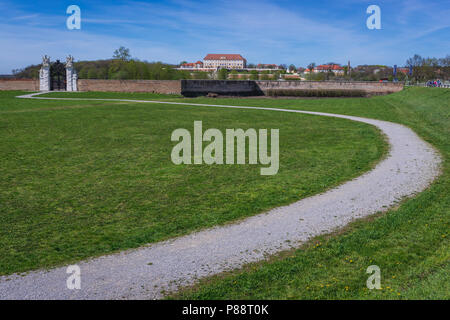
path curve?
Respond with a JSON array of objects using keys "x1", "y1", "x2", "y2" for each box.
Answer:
[{"x1": 0, "y1": 93, "x2": 441, "y2": 299}]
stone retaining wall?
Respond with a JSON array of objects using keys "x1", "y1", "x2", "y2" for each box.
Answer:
[
  {"x1": 180, "y1": 80, "x2": 403, "y2": 96},
  {"x1": 181, "y1": 80, "x2": 262, "y2": 96},
  {"x1": 0, "y1": 78, "x2": 404, "y2": 95},
  {"x1": 0, "y1": 79, "x2": 39, "y2": 91},
  {"x1": 255, "y1": 80, "x2": 404, "y2": 94},
  {"x1": 77, "y1": 79, "x2": 181, "y2": 94}
]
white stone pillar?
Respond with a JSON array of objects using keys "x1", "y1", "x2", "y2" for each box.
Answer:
[
  {"x1": 66, "y1": 67, "x2": 73, "y2": 91},
  {"x1": 65, "y1": 55, "x2": 78, "y2": 92},
  {"x1": 72, "y1": 71, "x2": 78, "y2": 92},
  {"x1": 39, "y1": 55, "x2": 51, "y2": 91}
]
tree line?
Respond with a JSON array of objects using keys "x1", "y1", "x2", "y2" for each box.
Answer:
[
  {"x1": 12, "y1": 59, "x2": 191, "y2": 81},
  {"x1": 303, "y1": 54, "x2": 449, "y2": 82},
  {"x1": 12, "y1": 47, "x2": 191, "y2": 80},
  {"x1": 405, "y1": 54, "x2": 450, "y2": 82},
  {"x1": 11, "y1": 48, "x2": 449, "y2": 82}
]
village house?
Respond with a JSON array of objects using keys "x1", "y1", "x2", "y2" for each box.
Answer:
[
  {"x1": 257, "y1": 64, "x2": 279, "y2": 69},
  {"x1": 179, "y1": 61, "x2": 204, "y2": 70},
  {"x1": 313, "y1": 64, "x2": 345, "y2": 75}
]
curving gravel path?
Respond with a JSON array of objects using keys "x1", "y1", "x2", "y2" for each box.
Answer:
[{"x1": 0, "y1": 93, "x2": 441, "y2": 299}]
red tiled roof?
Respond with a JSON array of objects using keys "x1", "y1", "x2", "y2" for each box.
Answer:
[
  {"x1": 182, "y1": 61, "x2": 203, "y2": 67},
  {"x1": 204, "y1": 54, "x2": 246, "y2": 61},
  {"x1": 316, "y1": 64, "x2": 344, "y2": 70}
]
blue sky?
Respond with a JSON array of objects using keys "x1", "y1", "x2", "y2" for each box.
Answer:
[{"x1": 0, "y1": 0, "x2": 449, "y2": 73}]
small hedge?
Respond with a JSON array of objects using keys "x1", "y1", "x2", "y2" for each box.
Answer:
[{"x1": 266, "y1": 89, "x2": 367, "y2": 97}]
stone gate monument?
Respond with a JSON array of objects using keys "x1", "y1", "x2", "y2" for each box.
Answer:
[{"x1": 39, "y1": 55, "x2": 78, "y2": 92}]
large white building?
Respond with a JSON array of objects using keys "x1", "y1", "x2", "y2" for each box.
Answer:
[{"x1": 203, "y1": 54, "x2": 247, "y2": 69}]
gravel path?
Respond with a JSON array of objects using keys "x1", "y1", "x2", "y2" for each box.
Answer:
[{"x1": 0, "y1": 93, "x2": 441, "y2": 299}]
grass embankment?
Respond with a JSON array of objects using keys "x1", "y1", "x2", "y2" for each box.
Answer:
[
  {"x1": 169, "y1": 87, "x2": 449, "y2": 299},
  {"x1": 0, "y1": 90, "x2": 384, "y2": 275}
]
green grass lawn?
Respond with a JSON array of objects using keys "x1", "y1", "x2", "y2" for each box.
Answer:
[
  {"x1": 169, "y1": 87, "x2": 449, "y2": 300},
  {"x1": 0, "y1": 90, "x2": 385, "y2": 275}
]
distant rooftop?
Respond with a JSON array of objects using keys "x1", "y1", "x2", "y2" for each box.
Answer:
[
  {"x1": 204, "y1": 54, "x2": 246, "y2": 61},
  {"x1": 316, "y1": 64, "x2": 344, "y2": 70}
]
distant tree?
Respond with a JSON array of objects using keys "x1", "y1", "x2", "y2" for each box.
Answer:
[
  {"x1": 250, "y1": 70, "x2": 259, "y2": 80},
  {"x1": 97, "y1": 67, "x2": 108, "y2": 79},
  {"x1": 405, "y1": 54, "x2": 429, "y2": 81},
  {"x1": 87, "y1": 69, "x2": 98, "y2": 79},
  {"x1": 126, "y1": 60, "x2": 139, "y2": 79},
  {"x1": 439, "y1": 55, "x2": 450, "y2": 67},
  {"x1": 218, "y1": 68, "x2": 228, "y2": 80},
  {"x1": 10, "y1": 65, "x2": 39, "y2": 79},
  {"x1": 78, "y1": 67, "x2": 89, "y2": 79},
  {"x1": 325, "y1": 64, "x2": 334, "y2": 80},
  {"x1": 305, "y1": 71, "x2": 324, "y2": 81},
  {"x1": 230, "y1": 70, "x2": 239, "y2": 80},
  {"x1": 406, "y1": 54, "x2": 424, "y2": 67},
  {"x1": 288, "y1": 64, "x2": 296, "y2": 73},
  {"x1": 113, "y1": 46, "x2": 131, "y2": 61},
  {"x1": 193, "y1": 72, "x2": 210, "y2": 80},
  {"x1": 326, "y1": 70, "x2": 335, "y2": 80},
  {"x1": 307, "y1": 63, "x2": 316, "y2": 73},
  {"x1": 12, "y1": 68, "x2": 23, "y2": 75},
  {"x1": 271, "y1": 71, "x2": 280, "y2": 80}
]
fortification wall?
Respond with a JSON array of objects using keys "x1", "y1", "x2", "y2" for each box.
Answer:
[
  {"x1": 181, "y1": 80, "x2": 262, "y2": 96},
  {"x1": 255, "y1": 80, "x2": 404, "y2": 94},
  {"x1": 0, "y1": 79, "x2": 39, "y2": 91},
  {"x1": 77, "y1": 79, "x2": 182, "y2": 94},
  {"x1": 180, "y1": 80, "x2": 403, "y2": 96},
  {"x1": 0, "y1": 78, "x2": 404, "y2": 95}
]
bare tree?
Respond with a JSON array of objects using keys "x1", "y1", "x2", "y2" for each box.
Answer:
[{"x1": 406, "y1": 54, "x2": 423, "y2": 67}]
